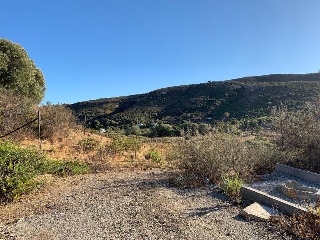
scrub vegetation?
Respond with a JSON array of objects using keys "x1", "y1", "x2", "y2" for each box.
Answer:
[{"x1": 1, "y1": 38, "x2": 320, "y2": 238}]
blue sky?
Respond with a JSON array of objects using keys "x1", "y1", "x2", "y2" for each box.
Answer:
[{"x1": 1, "y1": 0, "x2": 320, "y2": 104}]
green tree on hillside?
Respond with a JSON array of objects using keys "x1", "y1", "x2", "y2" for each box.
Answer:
[
  {"x1": 150, "y1": 124, "x2": 174, "y2": 137},
  {"x1": 0, "y1": 39, "x2": 45, "y2": 103}
]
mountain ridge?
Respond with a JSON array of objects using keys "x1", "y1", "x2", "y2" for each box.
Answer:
[{"x1": 67, "y1": 73, "x2": 320, "y2": 129}]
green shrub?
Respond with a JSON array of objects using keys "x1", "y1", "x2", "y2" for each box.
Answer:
[
  {"x1": 145, "y1": 150, "x2": 162, "y2": 164},
  {"x1": 0, "y1": 141, "x2": 46, "y2": 200},
  {"x1": 150, "y1": 124, "x2": 174, "y2": 137},
  {"x1": 109, "y1": 135, "x2": 141, "y2": 155},
  {"x1": 0, "y1": 140, "x2": 90, "y2": 201},
  {"x1": 78, "y1": 137, "x2": 100, "y2": 153},
  {"x1": 42, "y1": 160, "x2": 90, "y2": 176},
  {"x1": 220, "y1": 173, "x2": 244, "y2": 203}
]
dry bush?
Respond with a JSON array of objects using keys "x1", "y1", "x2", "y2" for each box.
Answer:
[
  {"x1": 174, "y1": 134, "x2": 278, "y2": 187},
  {"x1": 0, "y1": 88, "x2": 37, "y2": 140},
  {"x1": 39, "y1": 103, "x2": 77, "y2": 141},
  {"x1": 272, "y1": 210, "x2": 320, "y2": 240},
  {"x1": 272, "y1": 102, "x2": 320, "y2": 172}
]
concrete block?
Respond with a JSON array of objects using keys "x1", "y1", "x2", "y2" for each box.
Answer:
[
  {"x1": 240, "y1": 185, "x2": 306, "y2": 216},
  {"x1": 240, "y1": 202, "x2": 280, "y2": 221},
  {"x1": 275, "y1": 164, "x2": 295, "y2": 175},
  {"x1": 275, "y1": 164, "x2": 320, "y2": 184},
  {"x1": 294, "y1": 168, "x2": 319, "y2": 184}
]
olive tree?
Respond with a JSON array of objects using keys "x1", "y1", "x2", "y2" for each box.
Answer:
[{"x1": 0, "y1": 39, "x2": 45, "y2": 103}]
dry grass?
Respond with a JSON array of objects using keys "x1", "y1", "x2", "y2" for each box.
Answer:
[{"x1": 21, "y1": 130, "x2": 177, "y2": 171}]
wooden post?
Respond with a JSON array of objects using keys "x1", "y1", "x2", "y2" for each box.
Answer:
[
  {"x1": 134, "y1": 134, "x2": 137, "y2": 160},
  {"x1": 83, "y1": 114, "x2": 87, "y2": 137},
  {"x1": 38, "y1": 110, "x2": 41, "y2": 149}
]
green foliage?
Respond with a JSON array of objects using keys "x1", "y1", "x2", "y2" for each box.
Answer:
[
  {"x1": 90, "y1": 120, "x2": 103, "y2": 130},
  {"x1": 145, "y1": 149, "x2": 162, "y2": 164},
  {"x1": 41, "y1": 160, "x2": 90, "y2": 177},
  {"x1": 215, "y1": 121, "x2": 241, "y2": 134},
  {"x1": 220, "y1": 173, "x2": 244, "y2": 203},
  {"x1": 0, "y1": 140, "x2": 90, "y2": 201},
  {"x1": 78, "y1": 137, "x2": 100, "y2": 153},
  {"x1": 198, "y1": 123, "x2": 211, "y2": 135},
  {"x1": 0, "y1": 141, "x2": 46, "y2": 200},
  {"x1": 109, "y1": 135, "x2": 142, "y2": 155},
  {"x1": 68, "y1": 73, "x2": 320, "y2": 132},
  {"x1": 125, "y1": 125, "x2": 141, "y2": 135},
  {"x1": 0, "y1": 39, "x2": 45, "y2": 104},
  {"x1": 181, "y1": 122, "x2": 199, "y2": 136},
  {"x1": 150, "y1": 124, "x2": 174, "y2": 137}
]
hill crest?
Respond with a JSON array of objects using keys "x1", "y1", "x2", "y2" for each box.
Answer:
[{"x1": 67, "y1": 73, "x2": 320, "y2": 129}]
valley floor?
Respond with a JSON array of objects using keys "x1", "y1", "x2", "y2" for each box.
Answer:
[{"x1": 0, "y1": 170, "x2": 288, "y2": 240}]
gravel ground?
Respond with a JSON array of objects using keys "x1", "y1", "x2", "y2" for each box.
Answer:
[{"x1": 0, "y1": 170, "x2": 289, "y2": 240}]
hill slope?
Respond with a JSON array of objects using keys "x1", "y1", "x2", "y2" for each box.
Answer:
[{"x1": 67, "y1": 73, "x2": 320, "y2": 129}]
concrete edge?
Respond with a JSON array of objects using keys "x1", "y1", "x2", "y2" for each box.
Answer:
[
  {"x1": 275, "y1": 164, "x2": 320, "y2": 184},
  {"x1": 240, "y1": 185, "x2": 307, "y2": 216}
]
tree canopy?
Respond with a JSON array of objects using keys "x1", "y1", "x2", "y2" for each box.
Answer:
[{"x1": 0, "y1": 39, "x2": 45, "y2": 103}]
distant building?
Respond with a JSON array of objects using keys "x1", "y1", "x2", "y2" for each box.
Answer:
[{"x1": 99, "y1": 128, "x2": 106, "y2": 133}]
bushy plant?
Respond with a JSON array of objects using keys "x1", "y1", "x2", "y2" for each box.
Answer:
[
  {"x1": 0, "y1": 141, "x2": 46, "y2": 200},
  {"x1": 78, "y1": 137, "x2": 100, "y2": 153},
  {"x1": 272, "y1": 102, "x2": 320, "y2": 172},
  {"x1": 150, "y1": 124, "x2": 174, "y2": 137},
  {"x1": 0, "y1": 88, "x2": 36, "y2": 140},
  {"x1": 42, "y1": 160, "x2": 90, "y2": 177},
  {"x1": 273, "y1": 209, "x2": 320, "y2": 240},
  {"x1": 125, "y1": 125, "x2": 141, "y2": 135},
  {"x1": 109, "y1": 135, "x2": 141, "y2": 156},
  {"x1": 175, "y1": 134, "x2": 277, "y2": 187},
  {"x1": 0, "y1": 39, "x2": 45, "y2": 103},
  {"x1": 145, "y1": 149, "x2": 162, "y2": 164},
  {"x1": 220, "y1": 173, "x2": 244, "y2": 203},
  {"x1": 0, "y1": 140, "x2": 90, "y2": 201},
  {"x1": 39, "y1": 103, "x2": 77, "y2": 141}
]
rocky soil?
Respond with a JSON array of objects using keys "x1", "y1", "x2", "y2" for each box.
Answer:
[{"x1": 0, "y1": 170, "x2": 289, "y2": 240}]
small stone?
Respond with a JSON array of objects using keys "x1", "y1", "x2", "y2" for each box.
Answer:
[{"x1": 240, "y1": 202, "x2": 280, "y2": 221}]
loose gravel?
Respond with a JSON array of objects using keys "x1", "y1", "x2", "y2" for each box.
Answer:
[{"x1": 0, "y1": 170, "x2": 289, "y2": 240}]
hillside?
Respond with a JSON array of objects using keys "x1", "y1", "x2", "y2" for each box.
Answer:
[{"x1": 67, "y1": 73, "x2": 320, "y2": 129}]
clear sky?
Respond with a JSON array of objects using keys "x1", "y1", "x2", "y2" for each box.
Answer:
[{"x1": 1, "y1": 0, "x2": 320, "y2": 104}]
